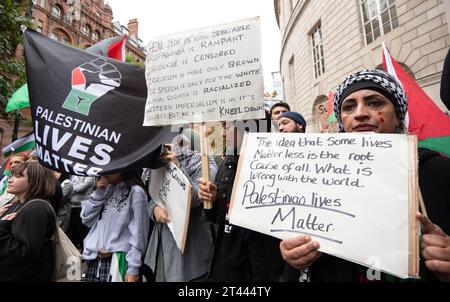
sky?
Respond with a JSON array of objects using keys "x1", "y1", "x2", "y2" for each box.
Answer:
[{"x1": 106, "y1": 0, "x2": 281, "y2": 91}]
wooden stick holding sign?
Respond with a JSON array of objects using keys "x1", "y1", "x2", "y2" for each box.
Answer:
[{"x1": 199, "y1": 123, "x2": 212, "y2": 209}]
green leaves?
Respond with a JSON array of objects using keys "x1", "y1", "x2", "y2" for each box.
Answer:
[
  {"x1": 0, "y1": 0, "x2": 32, "y2": 117},
  {"x1": 125, "y1": 53, "x2": 145, "y2": 68}
]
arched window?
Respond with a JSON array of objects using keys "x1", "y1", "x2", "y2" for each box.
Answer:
[
  {"x1": 50, "y1": 32, "x2": 59, "y2": 41},
  {"x1": 92, "y1": 31, "x2": 98, "y2": 41},
  {"x1": 83, "y1": 25, "x2": 90, "y2": 36},
  {"x1": 311, "y1": 24, "x2": 325, "y2": 79},
  {"x1": 51, "y1": 6, "x2": 61, "y2": 19}
]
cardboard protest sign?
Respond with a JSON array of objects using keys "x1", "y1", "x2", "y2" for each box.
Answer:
[
  {"x1": 149, "y1": 162, "x2": 192, "y2": 253},
  {"x1": 144, "y1": 17, "x2": 265, "y2": 126},
  {"x1": 229, "y1": 133, "x2": 419, "y2": 278}
]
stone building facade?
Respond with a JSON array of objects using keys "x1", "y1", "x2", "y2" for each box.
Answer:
[
  {"x1": 275, "y1": 0, "x2": 450, "y2": 132},
  {"x1": 31, "y1": 0, "x2": 115, "y2": 48},
  {"x1": 30, "y1": 0, "x2": 145, "y2": 60}
]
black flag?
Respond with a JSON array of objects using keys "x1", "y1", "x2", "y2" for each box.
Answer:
[{"x1": 23, "y1": 29, "x2": 175, "y2": 176}]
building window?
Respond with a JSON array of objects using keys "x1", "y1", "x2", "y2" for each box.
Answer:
[
  {"x1": 51, "y1": 6, "x2": 61, "y2": 19},
  {"x1": 39, "y1": 0, "x2": 46, "y2": 8},
  {"x1": 64, "y1": 15, "x2": 72, "y2": 25},
  {"x1": 311, "y1": 24, "x2": 325, "y2": 79},
  {"x1": 361, "y1": 0, "x2": 398, "y2": 44},
  {"x1": 92, "y1": 31, "x2": 98, "y2": 41},
  {"x1": 83, "y1": 25, "x2": 90, "y2": 36},
  {"x1": 288, "y1": 56, "x2": 296, "y2": 100},
  {"x1": 37, "y1": 20, "x2": 43, "y2": 33},
  {"x1": 50, "y1": 32, "x2": 58, "y2": 41}
]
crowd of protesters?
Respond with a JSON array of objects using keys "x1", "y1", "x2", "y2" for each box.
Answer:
[{"x1": 0, "y1": 57, "x2": 449, "y2": 282}]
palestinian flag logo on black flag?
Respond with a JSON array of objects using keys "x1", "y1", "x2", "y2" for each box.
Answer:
[
  {"x1": 62, "y1": 58, "x2": 121, "y2": 116},
  {"x1": 23, "y1": 29, "x2": 174, "y2": 176}
]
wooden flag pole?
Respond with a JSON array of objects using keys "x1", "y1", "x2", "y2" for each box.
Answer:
[
  {"x1": 418, "y1": 189, "x2": 428, "y2": 218},
  {"x1": 199, "y1": 123, "x2": 212, "y2": 209}
]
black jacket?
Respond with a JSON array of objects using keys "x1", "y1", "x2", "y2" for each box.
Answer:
[
  {"x1": 205, "y1": 155, "x2": 285, "y2": 282},
  {"x1": 418, "y1": 148, "x2": 450, "y2": 234},
  {"x1": 0, "y1": 200, "x2": 56, "y2": 281}
]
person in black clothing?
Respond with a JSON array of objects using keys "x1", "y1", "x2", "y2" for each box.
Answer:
[
  {"x1": 0, "y1": 162, "x2": 58, "y2": 281},
  {"x1": 198, "y1": 115, "x2": 286, "y2": 282},
  {"x1": 279, "y1": 69, "x2": 450, "y2": 282}
]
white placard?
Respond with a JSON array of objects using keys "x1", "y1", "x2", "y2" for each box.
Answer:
[
  {"x1": 229, "y1": 132, "x2": 416, "y2": 278},
  {"x1": 149, "y1": 162, "x2": 192, "y2": 253},
  {"x1": 144, "y1": 17, "x2": 265, "y2": 126}
]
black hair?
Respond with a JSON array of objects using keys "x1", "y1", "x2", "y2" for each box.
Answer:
[
  {"x1": 121, "y1": 168, "x2": 145, "y2": 190},
  {"x1": 270, "y1": 102, "x2": 290, "y2": 116}
]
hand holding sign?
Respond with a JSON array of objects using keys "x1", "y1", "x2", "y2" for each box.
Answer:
[
  {"x1": 198, "y1": 178, "x2": 217, "y2": 205},
  {"x1": 417, "y1": 212, "x2": 450, "y2": 281},
  {"x1": 279, "y1": 236, "x2": 321, "y2": 270},
  {"x1": 154, "y1": 206, "x2": 170, "y2": 224}
]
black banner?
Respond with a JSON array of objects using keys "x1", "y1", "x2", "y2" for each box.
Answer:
[{"x1": 23, "y1": 29, "x2": 175, "y2": 175}]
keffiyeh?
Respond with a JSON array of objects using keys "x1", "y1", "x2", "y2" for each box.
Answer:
[{"x1": 333, "y1": 69, "x2": 407, "y2": 131}]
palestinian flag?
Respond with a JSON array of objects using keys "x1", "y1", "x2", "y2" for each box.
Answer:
[
  {"x1": 86, "y1": 35, "x2": 127, "y2": 62},
  {"x1": 6, "y1": 84, "x2": 29, "y2": 113},
  {"x1": 109, "y1": 252, "x2": 127, "y2": 282},
  {"x1": 2, "y1": 132, "x2": 35, "y2": 157},
  {"x1": 382, "y1": 43, "x2": 450, "y2": 157},
  {"x1": 5, "y1": 35, "x2": 127, "y2": 113},
  {"x1": 1, "y1": 132, "x2": 35, "y2": 195},
  {"x1": 327, "y1": 91, "x2": 337, "y2": 123},
  {"x1": 23, "y1": 29, "x2": 174, "y2": 176}
]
